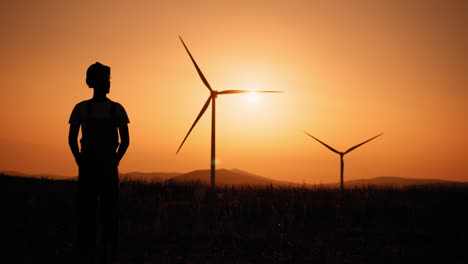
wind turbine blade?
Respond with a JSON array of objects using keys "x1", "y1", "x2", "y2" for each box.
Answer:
[
  {"x1": 176, "y1": 96, "x2": 212, "y2": 154},
  {"x1": 179, "y1": 36, "x2": 213, "y2": 92},
  {"x1": 217, "y1": 90, "x2": 250, "y2": 94},
  {"x1": 344, "y1": 133, "x2": 383, "y2": 155},
  {"x1": 218, "y1": 90, "x2": 283, "y2": 94},
  {"x1": 304, "y1": 132, "x2": 340, "y2": 154}
]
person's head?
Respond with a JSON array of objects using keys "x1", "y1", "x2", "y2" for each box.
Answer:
[{"x1": 86, "y1": 62, "x2": 111, "y2": 94}]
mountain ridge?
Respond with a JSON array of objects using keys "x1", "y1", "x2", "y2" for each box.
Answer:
[{"x1": 1, "y1": 169, "x2": 466, "y2": 188}]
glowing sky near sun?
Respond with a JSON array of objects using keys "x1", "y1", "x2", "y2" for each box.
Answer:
[{"x1": 1, "y1": 0, "x2": 467, "y2": 183}]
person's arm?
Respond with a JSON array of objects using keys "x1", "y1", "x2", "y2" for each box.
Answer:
[
  {"x1": 68, "y1": 124, "x2": 81, "y2": 166},
  {"x1": 116, "y1": 124, "x2": 129, "y2": 165}
]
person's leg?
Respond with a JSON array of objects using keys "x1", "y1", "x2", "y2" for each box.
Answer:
[
  {"x1": 101, "y1": 164, "x2": 120, "y2": 262},
  {"x1": 78, "y1": 164, "x2": 98, "y2": 264}
]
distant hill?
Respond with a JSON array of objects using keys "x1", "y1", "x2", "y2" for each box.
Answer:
[
  {"x1": 0, "y1": 170, "x2": 181, "y2": 182},
  {"x1": 171, "y1": 169, "x2": 297, "y2": 186},
  {"x1": 2, "y1": 170, "x2": 467, "y2": 188},
  {"x1": 0, "y1": 170, "x2": 75, "y2": 180},
  {"x1": 120, "y1": 172, "x2": 181, "y2": 182},
  {"x1": 172, "y1": 171, "x2": 468, "y2": 188},
  {"x1": 324, "y1": 176, "x2": 468, "y2": 189}
]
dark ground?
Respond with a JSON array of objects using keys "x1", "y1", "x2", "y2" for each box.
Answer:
[{"x1": 2, "y1": 174, "x2": 468, "y2": 263}]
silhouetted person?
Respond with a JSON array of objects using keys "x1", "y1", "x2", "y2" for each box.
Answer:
[{"x1": 69, "y1": 62, "x2": 129, "y2": 264}]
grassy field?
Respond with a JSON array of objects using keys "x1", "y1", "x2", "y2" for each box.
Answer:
[{"x1": 2, "y1": 174, "x2": 467, "y2": 263}]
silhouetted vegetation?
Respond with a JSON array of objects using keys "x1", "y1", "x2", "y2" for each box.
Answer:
[{"x1": 2, "y1": 174, "x2": 467, "y2": 263}]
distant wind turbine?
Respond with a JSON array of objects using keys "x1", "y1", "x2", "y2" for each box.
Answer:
[
  {"x1": 177, "y1": 36, "x2": 282, "y2": 188},
  {"x1": 304, "y1": 132, "x2": 383, "y2": 190}
]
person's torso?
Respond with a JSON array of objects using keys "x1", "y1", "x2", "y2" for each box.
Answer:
[{"x1": 80, "y1": 99, "x2": 119, "y2": 156}]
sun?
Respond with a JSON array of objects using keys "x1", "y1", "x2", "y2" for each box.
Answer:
[{"x1": 245, "y1": 92, "x2": 261, "y2": 105}]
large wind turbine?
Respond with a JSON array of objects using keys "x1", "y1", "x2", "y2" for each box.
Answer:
[
  {"x1": 304, "y1": 132, "x2": 383, "y2": 190},
  {"x1": 177, "y1": 36, "x2": 282, "y2": 188}
]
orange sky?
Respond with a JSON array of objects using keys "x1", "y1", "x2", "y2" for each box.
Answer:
[{"x1": 1, "y1": 0, "x2": 467, "y2": 183}]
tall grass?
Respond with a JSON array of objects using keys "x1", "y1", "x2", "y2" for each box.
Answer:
[{"x1": 2, "y1": 174, "x2": 467, "y2": 263}]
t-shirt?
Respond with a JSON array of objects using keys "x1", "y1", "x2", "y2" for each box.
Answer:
[{"x1": 69, "y1": 99, "x2": 130, "y2": 126}]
